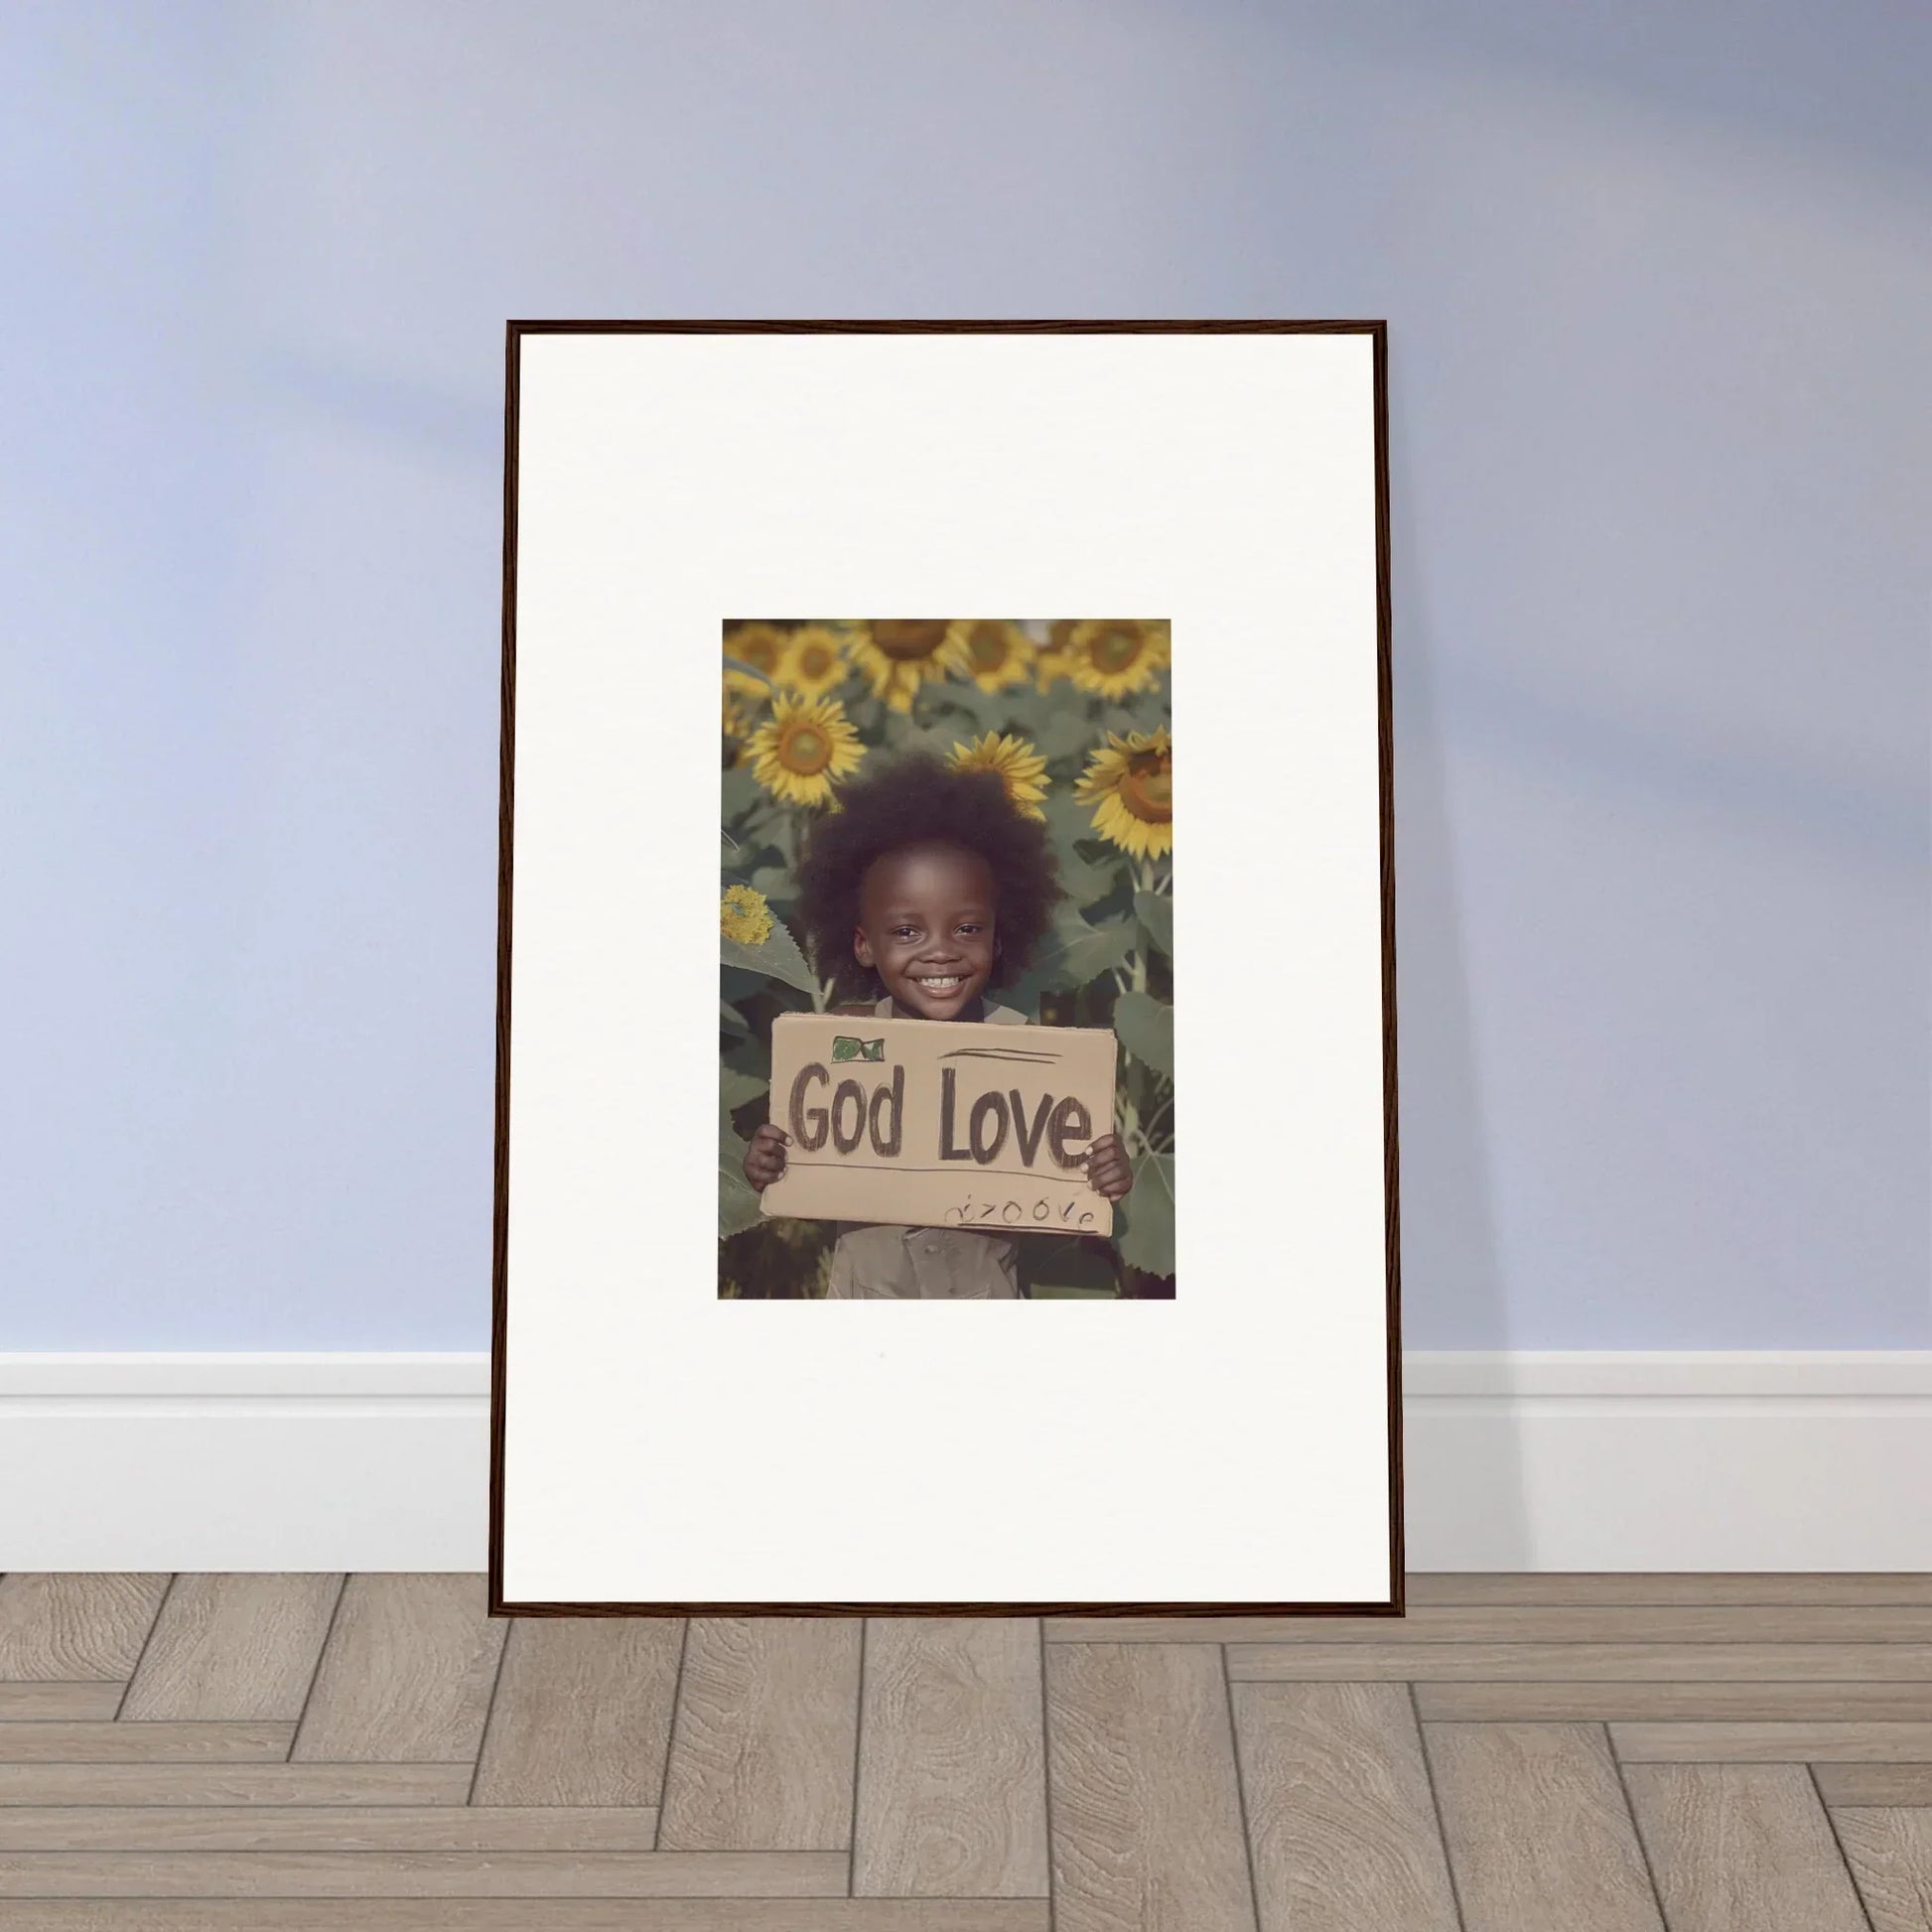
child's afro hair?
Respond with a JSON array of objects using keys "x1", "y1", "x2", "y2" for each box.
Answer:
[{"x1": 794, "y1": 752, "x2": 1063, "y2": 999}]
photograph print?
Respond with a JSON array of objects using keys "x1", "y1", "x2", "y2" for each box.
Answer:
[{"x1": 718, "y1": 619, "x2": 1174, "y2": 1301}]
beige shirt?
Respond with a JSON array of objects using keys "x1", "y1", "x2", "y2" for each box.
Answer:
[{"x1": 822, "y1": 997, "x2": 1031, "y2": 1300}]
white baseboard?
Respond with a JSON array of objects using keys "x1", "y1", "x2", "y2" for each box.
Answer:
[
  {"x1": 1403, "y1": 1351, "x2": 1932, "y2": 1573},
  {"x1": 0, "y1": 1356, "x2": 488, "y2": 1574},
  {"x1": 4, "y1": 1352, "x2": 1929, "y2": 1574}
]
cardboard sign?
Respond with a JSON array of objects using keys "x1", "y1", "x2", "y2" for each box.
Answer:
[{"x1": 760, "y1": 1012, "x2": 1118, "y2": 1238}]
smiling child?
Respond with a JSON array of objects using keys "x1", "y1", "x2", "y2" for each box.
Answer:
[{"x1": 743, "y1": 753, "x2": 1133, "y2": 1297}]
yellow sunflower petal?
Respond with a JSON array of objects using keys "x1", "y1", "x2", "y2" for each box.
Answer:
[
  {"x1": 722, "y1": 667, "x2": 766, "y2": 744},
  {"x1": 945, "y1": 620, "x2": 1036, "y2": 695},
  {"x1": 1064, "y1": 620, "x2": 1171, "y2": 701},
  {"x1": 775, "y1": 624, "x2": 849, "y2": 699},
  {"x1": 724, "y1": 621, "x2": 788, "y2": 681},
  {"x1": 720, "y1": 884, "x2": 775, "y2": 947},
  {"x1": 1074, "y1": 727, "x2": 1172, "y2": 860},
  {"x1": 1033, "y1": 619, "x2": 1077, "y2": 692},
  {"x1": 746, "y1": 692, "x2": 867, "y2": 808},
  {"x1": 846, "y1": 620, "x2": 971, "y2": 713},
  {"x1": 948, "y1": 730, "x2": 1049, "y2": 820}
]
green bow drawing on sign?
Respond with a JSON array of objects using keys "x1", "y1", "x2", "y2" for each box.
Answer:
[{"x1": 831, "y1": 1035, "x2": 887, "y2": 1063}]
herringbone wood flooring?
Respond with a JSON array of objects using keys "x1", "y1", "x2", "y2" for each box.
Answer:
[{"x1": 0, "y1": 1574, "x2": 1928, "y2": 1927}]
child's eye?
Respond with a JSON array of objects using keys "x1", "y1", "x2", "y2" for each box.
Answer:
[{"x1": 893, "y1": 925, "x2": 918, "y2": 940}]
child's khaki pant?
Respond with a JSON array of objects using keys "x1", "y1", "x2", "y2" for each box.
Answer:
[{"x1": 824, "y1": 1224, "x2": 1022, "y2": 1299}]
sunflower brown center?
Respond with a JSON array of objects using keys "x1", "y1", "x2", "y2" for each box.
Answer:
[
  {"x1": 1089, "y1": 625, "x2": 1143, "y2": 672},
  {"x1": 781, "y1": 724, "x2": 831, "y2": 774},
  {"x1": 968, "y1": 624, "x2": 1007, "y2": 669},
  {"x1": 1121, "y1": 752, "x2": 1172, "y2": 822},
  {"x1": 798, "y1": 644, "x2": 834, "y2": 678},
  {"x1": 873, "y1": 621, "x2": 949, "y2": 661},
  {"x1": 734, "y1": 630, "x2": 781, "y2": 673}
]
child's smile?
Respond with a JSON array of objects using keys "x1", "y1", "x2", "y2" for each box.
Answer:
[{"x1": 854, "y1": 843, "x2": 999, "y2": 1021}]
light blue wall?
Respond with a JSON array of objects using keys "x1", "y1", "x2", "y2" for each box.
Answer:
[{"x1": 5, "y1": 1, "x2": 1926, "y2": 1347}]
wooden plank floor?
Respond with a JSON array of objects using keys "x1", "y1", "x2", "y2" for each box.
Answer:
[{"x1": 0, "y1": 1578, "x2": 1928, "y2": 1927}]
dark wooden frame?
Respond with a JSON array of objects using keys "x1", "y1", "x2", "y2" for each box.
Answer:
[{"x1": 489, "y1": 320, "x2": 1401, "y2": 1618}]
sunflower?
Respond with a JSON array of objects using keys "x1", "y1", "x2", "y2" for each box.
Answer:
[
  {"x1": 775, "y1": 623, "x2": 848, "y2": 699},
  {"x1": 720, "y1": 884, "x2": 775, "y2": 947},
  {"x1": 949, "y1": 731, "x2": 1049, "y2": 820},
  {"x1": 1033, "y1": 620, "x2": 1077, "y2": 693},
  {"x1": 1075, "y1": 727, "x2": 1172, "y2": 860},
  {"x1": 724, "y1": 621, "x2": 787, "y2": 681},
  {"x1": 945, "y1": 620, "x2": 1035, "y2": 694},
  {"x1": 746, "y1": 693, "x2": 865, "y2": 808},
  {"x1": 846, "y1": 620, "x2": 970, "y2": 713},
  {"x1": 722, "y1": 668, "x2": 765, "y2": 747},
  {"x1": 1064, "y1": 620, "x2": 1171, "y2": 700}
]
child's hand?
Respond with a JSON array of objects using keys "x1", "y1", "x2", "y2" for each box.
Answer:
[
  {"x1": 744, "y1": 1123, "x2": 789, "y2": 1191},
  {"x1": 1082, "y1": 1132, "x2": 1134, "y2": 1201}
]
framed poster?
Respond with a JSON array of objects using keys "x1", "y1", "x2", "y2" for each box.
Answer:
[{"x1": 492, "y1": 322, "x2": 1400, "y2": 1614}]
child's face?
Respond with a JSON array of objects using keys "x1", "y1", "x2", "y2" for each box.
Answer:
[{"x1": 853, "y1": 842, "x2": 998, "y2": 1020}]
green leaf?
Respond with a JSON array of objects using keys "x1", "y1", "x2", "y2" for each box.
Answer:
[
  {"x1": 1041, "y1": 789, "x2": 1093, "y2": 846},
  {"x1": 1112, "y1": 989, "x2": 1173, "y2": 1077},
  {"x1": 1058, "y1": 910, "x2": 1137, "y2": 985},
  {"x1": 1114, "y1": 1150, "x2": 1174, "y2": 1278},
  {"x1": 1102, "y1": 702, "x2": 1164, "y2": 737},
  {"x1": 720, "y1": 1065, "x2": 768, "y2": 1111},
  {"x1": 722, "y1": 655, "x2": 774, "y2": 686},
  {"x1": 1035, "y1": 706, "x2": 1101, "y2": 762},
  {"x1": 719, "y1": 1115, "x2": 765, "y2": 1240},
  {"x1": 933, "y1": 682, "x2": 1011, "y2": 734},
  {"x1": 1054, "y1": 845, "x2": 1117, "y2": 909},
  {"x1": 721, "y1": 999, "x2": 750, "y2": 1037},
  {"x1": 721, "y1": 964, "x2": 769, "y2": 1006},
  {"x1": 1133, "y1": 890, "x2": 1173, "y2": 960},
  {"x1": 721, "y1": 765, "x2": 762, "y2": 819},
  {"x1": 720, "y1": 1171, "x2": 764, "y2": 1240},
  {"x1": 1041, "y1": 791, "x2": 1119, "y2": 904},
  {"x1": 721, "y1": 912, "x2": 820, "y2": 998},
  {"x1": 1006, "y1": 909, "x2": 1136, "y2": 1008},
  {"x1": 722, "y1": 1033, "x2": 770, "y2": 1081}
]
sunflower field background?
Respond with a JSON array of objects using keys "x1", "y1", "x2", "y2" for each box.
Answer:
[{"x1": 719, "y1": 619, "x2": 1174, "y2": 1300}]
